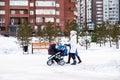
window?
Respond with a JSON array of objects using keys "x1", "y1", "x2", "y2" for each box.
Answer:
[
  {"x1": 56, "y1": 18, "x2": 60, "y2": 23},
  {"x1": 56, "y1": 11, "x2": 60, "y2": 15},
  {"x1": 109, "y1": 8, "x2": 112, "y2": 10},
  {"x1": 105, "y1": 15, "x2": 108, "y2": 17},
  {"x1": 56, "y1": 3, "x2": 60, "y2": 7},
  {"x1": 96, "y1": 1, "x2": 102, "y2": 4},
  {"x1": 11, "y1": 19, "x2": 15, "y2": 25},
  {"x1": 0, "y1": 10, "x2": 5, "y2": 14},
  {"x1": 97, "y1": 8, "x2": 102, "y2": 10},
  {"x1": 30, "y1": 11, "x2": 34, "y2": 15},
  {"x1": 0, "y1": 27, "x2": 5, "y2": 31},
  {"x1": 36, "y1": 1, "x2": 55, "y2": 7},
  {"x1": 36, "y1": 9, "x2": 55, "y2": 15},
  {"x1": 96, "y1": 18, "x2": 102, "y2": 20},
  {"x1": 96, "y1": 15, "x2": 103, "y2": 17},
  {"x1": 10, "y1": 0, "x2": 28, "y2": 6},
  {"x1": 0, "y1": 18, "x2": 5, "y2": 23},
  {"x1": 45, "y1": 18, "x2": 54, "y2": 22},
  {"x1": 96, "y1": 5, "x2": 102, "y2": 7},
  {"x1": 30, "y1": 3, "x2": 34, "y2": 7},
  {"x1": 36, "y1": 17, "x2": 43, "y2": 22},
  {"x1": 11, "y1": 10, "x2": 15, "y2": 14},
  {"x1": 96, "y1": 21, "x2": 102, "y2": 24},
  {"x1": 0, "y1": 2, "x2": 5, "y2": 6},
  {"x1": 97, "y1": 11, "x2": 102, "y2": 14},
  {"x1": 20, "y1": 10, "x2": 24, "y2": 14}
]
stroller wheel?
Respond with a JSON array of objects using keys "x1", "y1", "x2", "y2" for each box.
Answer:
[
  {"x1": 47, "y1": 60, "x2": 54, "y2": 66},
  {"x1": 58, "y1": 60, "x2": 65, "y2": 66}
]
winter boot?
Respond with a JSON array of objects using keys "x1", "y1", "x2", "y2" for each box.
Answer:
[
  {"x1": 71, "y1": 60, "x2": 76, "y2": 65},
  {"x1": 66, "y1": 55, "x2": 71, "y2": 64},
  {"x1": 77, "y1": 56, "x2": 82, "y2": 64}
]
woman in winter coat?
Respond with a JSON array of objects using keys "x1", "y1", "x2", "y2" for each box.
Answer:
[
  {"x1": 69, "y1": 30, "x2": 77, "y2": 65},
  {"x1": 66, "y1": 30, "x2": 81, "y2": 65}
]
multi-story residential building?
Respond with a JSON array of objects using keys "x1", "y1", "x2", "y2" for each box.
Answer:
[
  {"x1": 78, "y1": 0, "x2": 103, "y2": 30},
  {"x1": 76, "y1": 0, "x2": 80, "y2": 26},
  {"x1": 78, "y1": 0, "x2": 120, "y2": 31},
  {"x1": 79, "y1": 0, "x2": 86, "y2": 26},
  {"x1": 103, "y1": 0, "x2": 119, "y2": 24},
  {"x1": 86, "y1": 0, "x2": 94, "y2": 30},
  {"x1": 0, "y1": 0, "x2": 76, "y2": 35},
  {"x1": 93, "y1": 0, "x2": 103, "y2": 28}
]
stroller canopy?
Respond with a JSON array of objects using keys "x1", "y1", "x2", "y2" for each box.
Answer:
[{"x1": 48, "y1": 44, "x2": 58, "y2": 55}]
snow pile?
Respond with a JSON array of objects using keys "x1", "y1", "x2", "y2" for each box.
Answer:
[{"x1": 0, "y1": 35, "x2": 23, "y2": 54}]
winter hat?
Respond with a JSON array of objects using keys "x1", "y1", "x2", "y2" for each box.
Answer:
[{"x1": 70, "y1": 30, "x2": 77, "y2": 35}]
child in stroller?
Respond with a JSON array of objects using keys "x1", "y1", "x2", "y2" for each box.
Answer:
[{"x1": 47, "y1": 43, "x2": 68, "y2": 66}]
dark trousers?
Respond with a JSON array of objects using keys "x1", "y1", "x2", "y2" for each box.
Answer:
[
  {"x1": 69, "y1": 53, "x2": 75, "y2": 60},
  {"x1": 67, "y1": 53, "x2": 81, "y2": 63}
]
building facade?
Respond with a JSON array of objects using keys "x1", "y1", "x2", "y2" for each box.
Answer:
[
  {"x1": 103, "y1": 0, "x2": 119, "y2": 24},
  {"x1": 93, "y1": 0, "x2": 103, "y2": 29},
  {"x1": 77, "y1": 0, "x2": 120, "y2": 31},
  {"x1": 0, "y1": 0, "x2": 76, "y2": 35},
  {"x1": 78, "y1": 0, "x2": 103, "y2": 31}
]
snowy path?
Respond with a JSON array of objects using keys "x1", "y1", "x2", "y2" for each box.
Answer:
[
  {"x1": 0, "y1": 53, "x2": 120, "y2": 80},
  {"x1": 0, "y1": 36, "x2": 120, "y2": 80}
]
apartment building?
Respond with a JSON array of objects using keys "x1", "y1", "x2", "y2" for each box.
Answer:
[
  {"x1": 79, "y1": 0, "x2": 103, "y2": 30},
  {"x1": 79, "y1": 0, "x2": 86, "y2": 26},
  {"x1": 93, "y1": 0, "x2": 103, "y2": 28},
  {"x1": 103, "y1": 0, "x2": 119, "y2": 24},
  {"x1": 78, "y1": 0, "x2": 120, "y2": 31},
  {"x1": 0, "y1": 0, "x2": 76, "y2": 35}
]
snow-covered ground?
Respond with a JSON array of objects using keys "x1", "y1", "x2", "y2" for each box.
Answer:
[{"x1": 0, "y1": 35, "x2": 120, "y2": 80}]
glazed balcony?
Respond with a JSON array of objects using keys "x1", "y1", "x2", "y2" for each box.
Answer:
[
  {"x1": 10, "y1": 6, "x2": 29, "y2": 10},
  {"x1": 70, "y1": 0, "x2": 77, "y2": 3},
  {"x1": 10, "y1": 14, "x2": 29, "y2": 17}
]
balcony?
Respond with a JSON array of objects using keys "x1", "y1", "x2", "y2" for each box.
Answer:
[
  {"x1": 70, "y1": 0, "x2": 77, "y2": 3},
  {"x1": 10, "y1": 6, "x2": 29, "y2": 10},
  {"x1": 10, "y1": 14, "x2": 29, "y2": 17},
  {"x1": 69, "y1": 7, "x2": 76, "y2": 11}
]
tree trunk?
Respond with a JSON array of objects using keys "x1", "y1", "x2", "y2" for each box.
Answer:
[
  {"x1": 85, "y1": 40, "x2": 88, "y2": 50},
  {"x1": 116, "y1": 38, "x2": 119, "y2": 49},
  {"x1": 109, "y1": 36, "x2": 112, "y2": 47}
]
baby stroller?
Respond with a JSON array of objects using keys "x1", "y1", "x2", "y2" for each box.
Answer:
[{"x1": 47, "y1": 44, "x2": 69, "y2": 66}]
